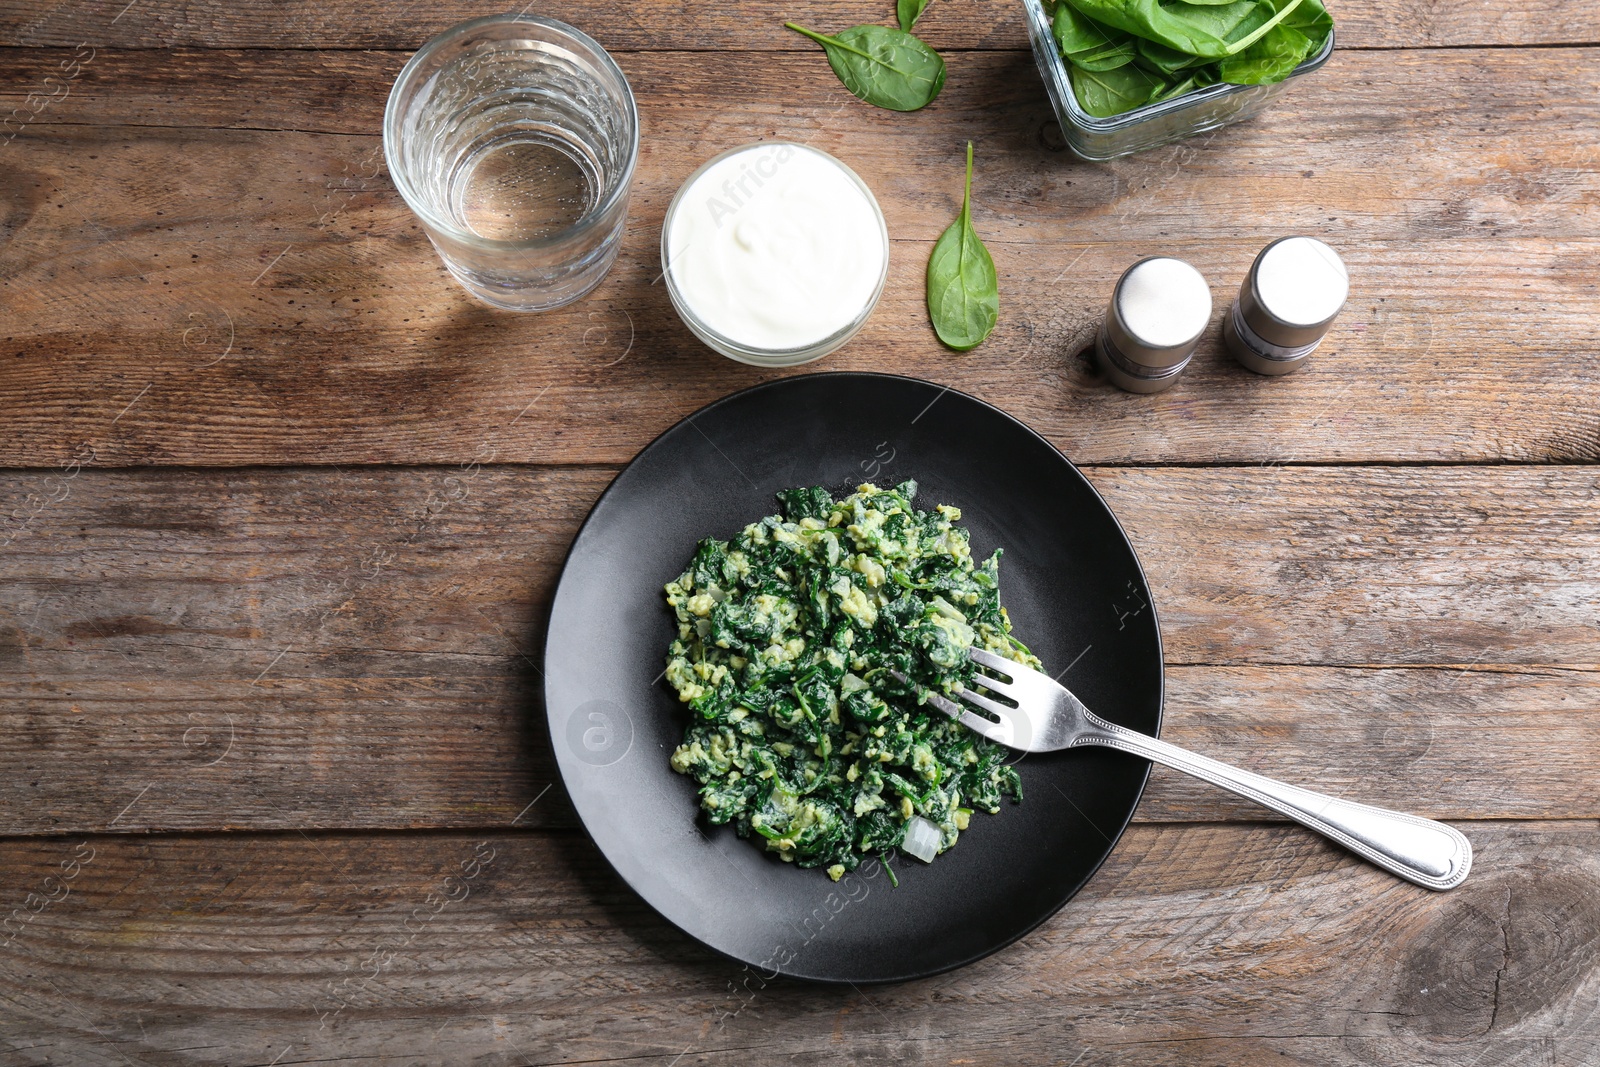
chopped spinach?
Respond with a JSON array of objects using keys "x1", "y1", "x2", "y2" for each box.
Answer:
[
  {"x1": 1046, "y1": 0, "x2": 1332, "y2": 118},
  {"x1": 664, "y1": 482, "x2": 1038, "y2": 880}
]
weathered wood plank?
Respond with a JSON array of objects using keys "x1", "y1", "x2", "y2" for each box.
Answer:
[
  {"x1": 0, "y1": 0, "x2": 1591, "y2": 1057},
  {"x1": 0, "y1": 465, "x2": 1595, "y2": 834},
  {"x1": 0, "y1": 821, "x2": 1594, "y2": 1065},
  {"x1": 1105, "y1": 465, "x2": 1600, "y2": 668},
  {"x1": 1, "y1": 48, "x2": 1598, "y2": 469},
  {"x1": 3, "y1": 0, "x2": 1598, "y2": 51},
  {"x1": 1142, "y1": 663, "x2": 1600, "y2": 823},
  {"x1": 0, "y1": 663, "x2": 1591, "y2": 835},
  {"x1": 7, "y1": 42, "x2": 1600, "y2": 148},
  {"x1": 3, "y1": 466, "x2": 1593, "y2": 670}
]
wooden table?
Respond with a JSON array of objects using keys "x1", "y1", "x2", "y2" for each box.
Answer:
[{"x1": 3, "y1": 1, "x2": 1598, "y2": 1062}]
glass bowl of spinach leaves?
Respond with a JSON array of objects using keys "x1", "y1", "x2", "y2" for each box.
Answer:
[{"x1": 1025, "y1": 0, "x2": 1335, "y2": 162}]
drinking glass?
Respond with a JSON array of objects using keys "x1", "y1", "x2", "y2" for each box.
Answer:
[{"x1": 384, "y1": 14, "x2": 639, "y2": 311}]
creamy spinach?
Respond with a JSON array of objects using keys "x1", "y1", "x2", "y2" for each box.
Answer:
[{"x1": 665, "y1": 481, "x2": 1039, "y2": 880}]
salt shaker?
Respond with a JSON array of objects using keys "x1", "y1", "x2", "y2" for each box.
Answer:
[
  {"x1": 1224, "y1": 236, "x2": 1348, "y2": 375},
  {"x1": 1094, "y1": 257, "x2": 1212, "y2": 394}
]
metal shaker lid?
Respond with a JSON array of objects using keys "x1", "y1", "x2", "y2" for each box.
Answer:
[
  {"x1": 1238, "y1": 236, "x2": 1348, "y2": 349},
  {"x1": 1105, "y1": 257, "x2": 1213, "y2": 370}
]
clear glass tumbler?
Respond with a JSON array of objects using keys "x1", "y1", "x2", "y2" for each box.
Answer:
[{"x1": 384, "y1": 14, "x2": 639, "y2": 311}]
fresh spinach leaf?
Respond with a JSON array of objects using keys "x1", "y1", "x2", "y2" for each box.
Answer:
[
  {"x1": 1135, "y1": 36, "x2": 1210, "y2": 75},
  {"x1": 1274, "y1": 0, "x2": 1333, "y2": 39},
  {"x1": 1066, "y1": 0, "x2": 1307, "y2": 59},
  {"x1": 898, "y1": 0, "x2": 932, "y2": 31},
  {"x1": 1052, "y1": 0, "x2": 1331, "y2": 116},
  {"x1": 1053, "y1": 3, "x2": 1139, "y2": 70},
  {"x1": 1064, "y1": 0, "x2": 1237, "y2": 55},
  {"x1": 1163, "y1": 0, "x2": 1272, "y2": 48},
  {"x1": 1049, "y1": 2, "x2": 1139, "y2": 70},
  {"x1": 1215, "y1": 0, "x2": 1328, "y2": 83},
  {"x1": 785, "y1": 22, "x2": 946, "y2": 112},
  {"x1": 1147, "y1": 64, "x2": 1217, "y2": 102},
  {"x1": 1068, "y1": 61, "x2": 1162, "y2": 116},
  {"x1": 1219, "y1": 21, "x2": 1310, "y2": 83},
  {"x1": 926, "y1": 142, "x2": 999, "y2": 351},
  {"x1": 1052, "y1": 0, "x2": 1116, "y2": 54},
  {"x1": 1071, "y1": 33, "x2": 1140, "y2": 71}
]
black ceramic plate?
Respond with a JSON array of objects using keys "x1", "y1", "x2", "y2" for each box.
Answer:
[{"x1": 544, "y1": 373, "x2": 1163, "y2": 983}]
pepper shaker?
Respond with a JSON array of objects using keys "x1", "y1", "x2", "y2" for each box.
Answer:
[
  {"x1": 1094, "y1": 257, "x2": 1212, "y2": 394},
  {"x1": 1224, "y1": 236, "x2": 1348, "y2": 375}
]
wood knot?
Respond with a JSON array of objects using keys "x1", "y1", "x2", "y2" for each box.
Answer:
[{"x1": 1388, "y1": 872, "x2": 1600, "y2": 1038}]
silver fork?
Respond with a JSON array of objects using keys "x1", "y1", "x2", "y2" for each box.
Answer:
[{"x1": 904, "y1": 647, "x2": 1471, "y2": 891}]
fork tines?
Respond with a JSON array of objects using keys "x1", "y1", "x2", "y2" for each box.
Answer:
[
  {"x1": 887, "y1": 669, "x2": 1012, "y2": 744},
  {"x1": 967, "y1": 646, "x2": 1021, "y2": 681}
]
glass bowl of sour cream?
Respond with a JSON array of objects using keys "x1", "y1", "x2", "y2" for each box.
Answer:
[{"x1": 660, "y1": 142, "x2": 889, "y2": 366}]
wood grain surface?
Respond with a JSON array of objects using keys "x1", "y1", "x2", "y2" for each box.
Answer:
[
  {"x1": 2, "y1": 48, "x2": 1598, "y2": 467},
  {"x1": 0, "y1": 660, "x2": 1592, "y2": 834},
  {"x1": 1, "y1": 465, "x2": 1594, "y2": 837},
  {"x1": 5, "y1": 465, "x2": 1596, "y2": 672},
  {"x1": 2, "y1": 0, "x2": 1596, "y2": 1062},
  {"x1": 6, "y1": 0, "x2": 1600, "y2": 50},
  {"x1": 1, "y1": 822, "x2": 1597, "y2": 1066}
]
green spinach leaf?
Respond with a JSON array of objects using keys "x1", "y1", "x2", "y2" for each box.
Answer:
[
  {"x1": 898, "y1": 0, "x2": 932, "y2": 31},
  {"x1": 1219, "y1": 20, "x2": 1310, "y2": 83},
  {"x1": 1068, "y1": 61, "x2": 1162, "y2": 116},
  {"x1": 1275, "y1": 0, "x2": 1333, "y2": 39},
  {"x1": 785, "y1": 22, "x2": 946, "y2": 112},
  {"x1": 1052, "y1": 1, "x2": 1115, "y2": 53},
  {"x1": 1147, "y1": 64, "x2": 1217, "y2": 101},
  {"x1": 1135, "y1": 36, "x2": 1210, "y2": 75},
  {"x1": 1052, "y1": 0, "x2": 1331, "y2": 116},
  {"x1": 1066, "y1": 0, "x2": 1307, "y2": 59},
  {"x1": 1163, "y1": 0, "x2": 1272, "y2": 48},
  {"x1": 926, "y1": 143, "x2": 998, "y2": 351},
  {"x1": 1071, "y1": 33, "x2": 1140, "y2": 71},
  {"x1": 1053, "y1": 3, "x2": 1141, "y2": 70}
]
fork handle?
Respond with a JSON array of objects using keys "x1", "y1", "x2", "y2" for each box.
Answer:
[{"x1": 1076, "y1": 720, "x2": 1472, "y2": 891}]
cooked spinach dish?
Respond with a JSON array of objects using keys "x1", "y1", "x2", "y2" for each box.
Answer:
[
  {"x1": 1046, "y1": 0, "x2": 1334, "y2": 117},
  {"x1": 665, "y1": 481, "x2": 1040, "y2": 880}
]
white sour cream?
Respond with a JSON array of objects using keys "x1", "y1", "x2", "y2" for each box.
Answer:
[{"x1": 663, "y1": 143, "x2": 888, "y2": 355}]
